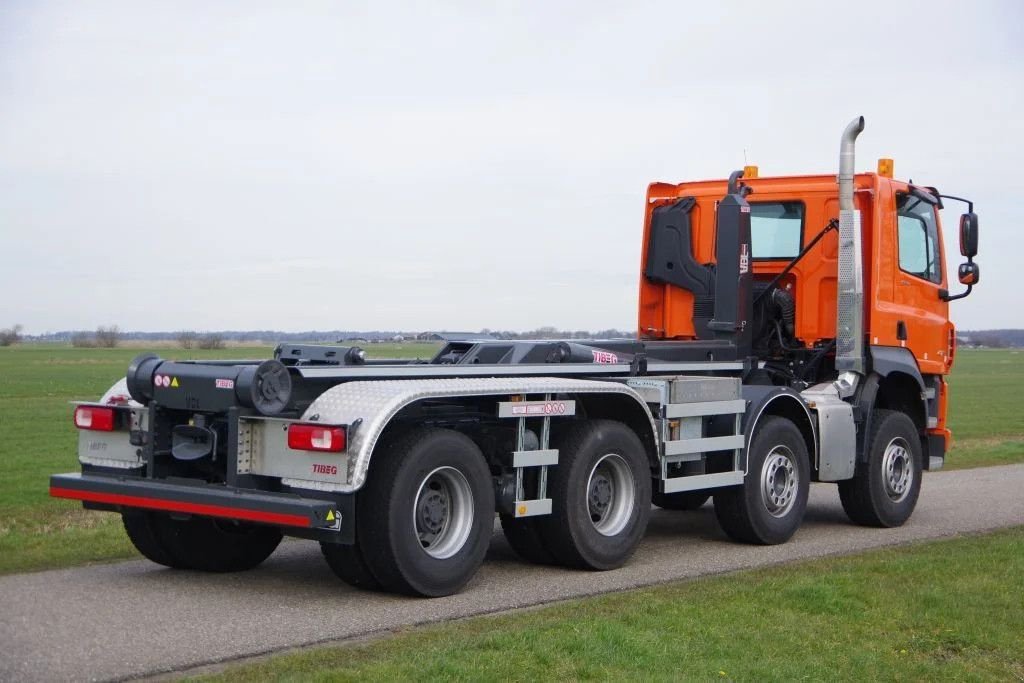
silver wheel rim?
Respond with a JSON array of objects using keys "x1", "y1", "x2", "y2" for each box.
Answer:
[
  {"x1": 586, "y1": 453, "x2": 635, "y2": 537},
  {"x1": 760, "y1": 446, "x2": 799, "y2": 518},
  {"x1": 412, "y1": 466, "x2": 474, "y2": 559},
  {"x1": 881, "y1": 437, "x2": 914, "y2": 503}
]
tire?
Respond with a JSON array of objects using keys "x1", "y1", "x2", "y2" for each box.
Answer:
[
  {"x1": 321, "y1": 541, "x2": 382, "y2": 590},
  {"x1": 356, "y1": 428, "x2": 495, "y2": 597},
  {"x1": 536, "y1": 420, "x2": 651, "y2": 570},
  {"x1": 839, "y1": 409, "x2": 922, "y2": 527},
  {"x1": 123, "y1": 511, "x2": 282, "y2": 572},
  {"x1": 713, "y1": 416, "x2": 810, "y2": 545},
  {"x1": 500, "y1": 514, "x2": 556, "y2": 564},
  {"x1": 122, "y1": 511, "x2": 185, "y2": 568},
  {"x1": 651, "y1": 491, "x2": 710, "y2": 511}
]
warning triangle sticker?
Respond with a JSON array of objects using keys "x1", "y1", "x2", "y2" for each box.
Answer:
[
  {"x1": 170, "y1": 377, "x2": 179, "y2": 388},
  {"x1": 326, "y1": 510, "x2": 335, "y2": 522}
]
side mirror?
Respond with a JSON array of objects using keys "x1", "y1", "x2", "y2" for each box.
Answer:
[
  {"x1": 958, "y1": 262, "x2": 979, "y2": 286},
  {"x1": 959, "y1": 213, "x2": 978, "y2": 257}
]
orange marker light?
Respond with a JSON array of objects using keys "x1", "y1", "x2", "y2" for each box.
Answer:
[
  {"x1": 877, "y1": 158, "x2": 894, "y2": 178},
  {"x1": 743, "y1": 165, "x2": 759, "y2": 179}
]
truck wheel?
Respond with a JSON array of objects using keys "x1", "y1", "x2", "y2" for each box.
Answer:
[
  {"x1": 713, "y1": 416, "x2": 810, "y2": 545},
  {"x1": 125, "y1": 511, "x2": 282, "y2": 572},
  {"x1": 320, "y1": 541, "x2": 382, "y2": 590},
  {"x1": 122, "y1": 511, "x2": 185, "y2": 568},
  {"x1": 651, "y1": 491, "x2": 710, "y2": 511},
  {"x1": 357, "y1": 428, "x2": 494, "y2": 597},
  {"x1": 838, "y1": 409, "x2": 922, "y2": 527},
  {"x1": 500, "y1": 514, "x2": 556, "y2": 564},
  {"x1": 538, "y1": 420, "x2": 651, "y2": 570}
]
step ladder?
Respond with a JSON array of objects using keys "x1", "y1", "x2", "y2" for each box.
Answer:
[
  {"x1": 626, "y1": 376, "x2": 747, "y2": 493},
  {"x1": 496, "y1": 395, "x2": 575, "y2": 517}
]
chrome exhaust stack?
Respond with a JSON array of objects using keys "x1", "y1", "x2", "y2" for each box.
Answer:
[
  {"x1": 835, "y1": 116, "x2": 866, "y2": 378},
  {"x1": 839, "y1": 116, "x2": 865, "y2": 211}
]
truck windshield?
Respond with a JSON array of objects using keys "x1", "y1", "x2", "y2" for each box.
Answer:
[{"x1": 896, "y1": 193, "x2": 942, "y2": 284}]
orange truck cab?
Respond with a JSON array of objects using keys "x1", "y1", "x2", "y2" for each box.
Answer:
[{"x1": 638, "y1": 117, "x2": 980, "y2": 474}]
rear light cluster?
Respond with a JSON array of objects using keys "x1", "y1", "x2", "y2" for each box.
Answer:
[
  {"x1": 287, "y1": 423, "x2": 346, "y2": 453},
  {"x1": 73, "y1": 406, "x2": 116, "y2": 431}
]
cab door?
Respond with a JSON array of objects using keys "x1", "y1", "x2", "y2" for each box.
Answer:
[{"x1": 888, "y1": 190, "x2": 952, "y2": 376}]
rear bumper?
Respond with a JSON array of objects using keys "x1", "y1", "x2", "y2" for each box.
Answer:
[{"x1": 50, "y1": 472, "x2": 341, "y2": 530}]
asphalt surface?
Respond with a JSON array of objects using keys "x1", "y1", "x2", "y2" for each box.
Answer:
[{"x1": 1, "y1": 464, "x2": 1022, "y2": 682}]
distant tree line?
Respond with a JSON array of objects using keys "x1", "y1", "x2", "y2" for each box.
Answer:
[
  {"x1": 70, "y1": 326, "x2": 121, "y2": 348},
  {"x1": 479, "y1": 327, "x2": 633, "y2": 340},
  {"x1": 0, "y1": 324, "x2": 22, "y2": 346},
  {"x1": 176, "y1": 331, "x2": 225, "y2": 350},
  {"x1": 959, "y1": 330, "x2": 1024, "y2": 348},
  {"x1": 12, "y1": 326, "x2": 1021, "y2": 348},
  {"x1": 23, "y1": 327, "x2": 636, "y2": 345}
]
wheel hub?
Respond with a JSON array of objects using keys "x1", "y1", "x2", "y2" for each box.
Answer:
[
  {"x1": 761, "y1": 446, "x2": 798, "y2": 518},
  {"x1": 585, "y1": 454, "x2": 636, "y2": 537},
  {"x1": 412, "y1": 466, "x2": 475, "y2": 560},
  {"x1": 882, "y1": 438, "x2": 914, "y2": 502},
  {"x1": 417, "y1": 487, "x2": 448, "y2": 535},
  {"x1": 589, "y1": 474, "x2": 613, "y2": 514}
]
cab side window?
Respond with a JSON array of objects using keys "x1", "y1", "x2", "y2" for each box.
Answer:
[
  {"x1": 896, "y1": 194, "x2": 942, "y2": 284},
  {"x1": 750, "y1": 201, "x2": 804, "y2": 259}
]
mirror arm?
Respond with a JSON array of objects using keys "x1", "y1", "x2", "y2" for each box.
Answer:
[
  {"x1": 940, "y1": 255, "x2": 978, "y2": 302},
  {"x1": 940, "y1": 284, "x2": 973, "y2": 302},
  {"x1": 939, "y1": 194, "x2": 974, "y2": 213}
]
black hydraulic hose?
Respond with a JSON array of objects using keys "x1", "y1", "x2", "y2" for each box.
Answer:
[
  {"x1": 754, "y1": 218, "x2": 839, "y2": 307},
  {"x1": 773, "y1": 320, "x2": 802, "y2": 352},
  {"x1": 797, "y1": 339, "x2": 837, "y2": 382}
]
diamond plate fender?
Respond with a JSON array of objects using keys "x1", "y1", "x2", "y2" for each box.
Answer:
[{"x1": 297, "y1": 377, "x2": 657, "y2": 493}]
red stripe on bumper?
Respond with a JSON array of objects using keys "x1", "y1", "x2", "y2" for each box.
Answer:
[{"x1": 50, "y1": 487, "x2": 313, "y2": 528}]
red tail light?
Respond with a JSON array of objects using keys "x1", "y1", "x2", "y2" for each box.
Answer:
[
  {"x1": 74, "y1": 406, "x2": 116, "y2": 431},
  {"x1": 287, "y1": 424, "x2": 346, "y2": 453}
]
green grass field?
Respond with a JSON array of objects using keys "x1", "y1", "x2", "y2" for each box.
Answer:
[
  {"x1": 197, "y1": 527, "x2": 1024, "y2": 682},
  {"x1": 0, "y1": 345, "x2": 1020, "y2": 574}
]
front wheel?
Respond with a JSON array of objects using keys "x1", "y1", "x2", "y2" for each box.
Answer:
[
  {"x1": 838, "y1": 409, "x2": 922, "y2": 527},
  {"x1": 537, "y1": 420, "x2": 651, "y2": 570},
  {"x1": 356, "y1": 428, "x2": 495, "y2": 597},
  {"x1": 714, "y1": 416, "x2": 810, "y2": 545}
]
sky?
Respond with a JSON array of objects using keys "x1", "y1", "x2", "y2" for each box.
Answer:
[{"x1": 1, "y1": 1, "x2": 1021, "y2": 334}]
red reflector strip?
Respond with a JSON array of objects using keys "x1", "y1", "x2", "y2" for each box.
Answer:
[
  {"x1": 287, "y1": 424, "x2": 346, "y2": 452},
  {"x1": 49, "y1": 487, "x2": 313, "y2": 528},
  {"x1": 74, "y1": 406, "x2": 115, "y2": 431}
]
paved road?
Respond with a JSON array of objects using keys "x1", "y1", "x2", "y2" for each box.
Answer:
[{"x1": 2, "y1": 464, "x2": 1022, "y2": 682}]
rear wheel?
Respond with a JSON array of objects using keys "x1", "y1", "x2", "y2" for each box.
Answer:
[
  {"x1": 714, "y1": 416, "x2": 810, "y2": 545},
  {"x1": 320, "y1": 541, "x2": 382, "y2": 590},
  {"x1": 651, "y1": 491, "x2": 710, "y2": 511},
  {"x1": 839, "y1": 409, "x2": 922, "y2": 527},
  {"x1": 357, "y1": 428, "x2": 495, "y2": 597},
  {"x1": 122, "y1": 511, "x2": 184, "y2": 568},
  {"x1": 500, "y1": 514, "x2": 556, "y2": 564},
  {"x1": 537, "y1": 420, "x2": 651, "y2": 570},
  {"x1": 123, "y1": 511, "x2": 282, "y2": 572}
]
